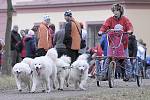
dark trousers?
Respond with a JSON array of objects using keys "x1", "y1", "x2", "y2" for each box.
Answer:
[
  {"x1": 66, "y1": 48, "x2": 79, "y2": 63},
  {"x1": 56, "y1": 48, "x2": 67, "y2": 58},
  {"x1": 35, "y1": 48, "x2": 47, "y2": 57},
  {"x1": 11, "y1": 50, "x2": 21, "y2": 67}
]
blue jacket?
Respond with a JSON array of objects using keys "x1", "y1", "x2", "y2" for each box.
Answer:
[{"x1": 100, "y1": 34, "x2": 108, "y2": 56}]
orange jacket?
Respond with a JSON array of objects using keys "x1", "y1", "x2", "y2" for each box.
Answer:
[
  {"x1": 71, "y1": 19, "x2": 81, "y2": 50},
  {"x1": 37, "y1": 22, "x2": 52, "y2": 50}
]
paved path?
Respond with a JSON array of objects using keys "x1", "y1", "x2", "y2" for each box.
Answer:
[{"x1": 0, "y1": 79, "x2": 150, "y2": 100}]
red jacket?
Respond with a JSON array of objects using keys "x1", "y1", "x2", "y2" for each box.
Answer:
[
  {"x1": 99, "y1": 16, "x2": 133, "y2": 49},
  {"x1": 91, "y1": 44, "x2": 103, "y2": 56},
  {"x1": 100, "y1": 16, "x2": 133, "y2": 33}
]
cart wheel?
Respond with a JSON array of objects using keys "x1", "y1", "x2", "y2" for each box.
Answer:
[
  {"x1": 136, "y1": 61, "x2": 143, "y2": 87},
  {"x1": 108, "y1": 61, "x2": 116, "y2": 88},
  {"x1": 97, "y1": 81, "x2": 100, "y2": 87},
  {"x1": 136, "y1": 75, "x2": 142, "y2": 87}
]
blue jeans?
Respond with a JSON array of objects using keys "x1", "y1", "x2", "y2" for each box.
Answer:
[
  {"x1": 96, "y1": 59, "x2": 103, "y2": 75},
  {"x1": 124, "y1": 48, "x2": 133, "y2": 78},
  {"x1": 135, "y1": 57, "x2": 144, "y2": 76}
]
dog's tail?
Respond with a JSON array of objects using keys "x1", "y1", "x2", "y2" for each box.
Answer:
[
  {"x1": 60, "y1": 55, "x2": 71, "y2": 64},
  {"x1": 77, "y1": 53, "x2": 89, "y2": 60},
  {"x1": 46, "y1": 48, "x2": 58, "y2": 62},
  {"x1": 21, "y1": 57, "x2": 33, "y2": 65}
]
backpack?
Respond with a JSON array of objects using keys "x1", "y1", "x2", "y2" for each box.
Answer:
[{"x1": 80, "y1": 32, "x2": 86, "y2": 49}]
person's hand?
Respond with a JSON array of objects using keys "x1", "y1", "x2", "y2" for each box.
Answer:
[
  {"x1": 98, "y1": 31, "x2": 103, "y2": 36},
  {"x1": 132, "y1": 59, "x2": 136, "y2": 63}
]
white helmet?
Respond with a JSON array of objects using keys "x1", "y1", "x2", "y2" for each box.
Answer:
[{"x1": 114, "y1": 24, "x2": 123, "y2": 31}]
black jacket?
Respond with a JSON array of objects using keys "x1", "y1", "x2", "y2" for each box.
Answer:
[
  {"x1": 128, "y1": 35, "x2": 137, "y2": 57},
  {"x1": 11, "y1": 30, "x2": 21, "y2": 50},
  {"x1": 63, "y1": 21, "x2": 72, "y2": 49}
]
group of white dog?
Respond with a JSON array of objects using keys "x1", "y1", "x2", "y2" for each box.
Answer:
[{"x1": 12, "y1": 48, "x2": 90, "y2": 93}]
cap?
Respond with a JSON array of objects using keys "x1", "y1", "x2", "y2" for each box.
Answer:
[
  {"x1": 43, "y1": 14, "x2": 50, "y2": 21},
  {"x1": 64, "y1": 10, "x2": 72, "y2": 17}
]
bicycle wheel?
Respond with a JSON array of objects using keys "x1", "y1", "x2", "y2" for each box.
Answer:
[
  {"x1": 108, "y1": 61, "x2": 116, "y2": 88},
  {"x1": 97, "y1": 81, "x2": 100, "y2": 87},
  {"x1": 136, "y1": 61, "x2": 143, "y2": 87},
  {"x1": 136, "y1": 75, "x2": 142, "y2": 87}
]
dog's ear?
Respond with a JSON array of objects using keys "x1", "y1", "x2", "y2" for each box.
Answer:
[{"x1": 71, "y1": 61, "x2": 78, "y2": 68}]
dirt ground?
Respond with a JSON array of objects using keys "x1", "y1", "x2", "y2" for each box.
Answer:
[{"x1": 0, "y1": 78, "x2": 150, "y2": 100}]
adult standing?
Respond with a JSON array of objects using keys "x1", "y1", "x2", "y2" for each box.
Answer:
[
  {"x1": 36, "y1": 15, "x2": 52, "y2": 56},
  {"x1": 79, "y1": 22, "x2": 88, "y2": 54},
  {"x1": 128, "y1": 33, "x2": 137, "y2": 78},
  {"x1": 53, "y1": 23, "x2": 67, "y2": 58},
  {"x1": 11, "y1": 25, "x2": 21, "y2": 66},
  {"x1": 63, "y1": 10, "x2": 81, "y2": 63}
]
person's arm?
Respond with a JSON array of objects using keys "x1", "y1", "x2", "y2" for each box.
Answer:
[
  {"x1": 64, "y1": 22, "x2": 71, "y2": 43},
  {"x1": 11, "y1": 32, "x2": 21, "y2": 43},
  {"x1": 98, "y1": 17, "x2": 111, "y2": 35},
  {"x1": 125, "y1": 17, "x2": 134, "y2": 33},
  {"x1": 63, "y1": 22, "x2": 72, "y2": 46},
  {"x1": 65, "y1": 22, "x2": 71, "y2": 37}
]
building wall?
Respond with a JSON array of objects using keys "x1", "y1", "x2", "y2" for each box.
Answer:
[
  {"x1": 12, "y1": 5, "x2": 150, "y2": 55},
  {"x1": 12, "y1": 9, "x2": 111, "y2": 31},
  {"x1": 126, "y1": 9, "x2": 150, "y2": 55},
  {"x1": 0, "y1": 0, "x2": 7, "y2": 40},
  {"x1": 0, "y1": 12, "x2": 7, "y2": 40}
]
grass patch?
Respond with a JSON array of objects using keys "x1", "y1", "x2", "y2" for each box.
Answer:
[{"x1": 0, "y1": 75, "x2": 16, "y2": 90}]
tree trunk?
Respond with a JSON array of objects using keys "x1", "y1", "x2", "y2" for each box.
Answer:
[{"x1": 2, "y1": 0, "x2": 13, "y2": 75}]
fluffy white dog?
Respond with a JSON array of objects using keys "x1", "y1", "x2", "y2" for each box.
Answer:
[
  {"x1": 69, "y1": 54, "x2": 89, "y2": 90},
  {"x1": 56, "y1": 55, "x2": 71, "y2": 91},
  {"x1": 12, "y1": 62, "x2": 32, "y2": 92},
  {"x1": 21, "y1": 57, "x2": 33, "y2": 67},
  {"x1": 31, "y1": 48, "x2": 58, "y2": 93}
]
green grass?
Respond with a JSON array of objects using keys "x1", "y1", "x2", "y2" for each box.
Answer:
[{"x1": 0, "y1": 75, "x2": 16, "y2": 90}]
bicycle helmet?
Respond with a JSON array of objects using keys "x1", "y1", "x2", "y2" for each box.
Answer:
[
  {"x1": 114, "y1": 24, "x2": 123, "y2": 31},
  {"x1": 64, "y1": 10, "x2": 72, "y2": 17},
  {"x1": 111, "y1": 3, "x2": 124, "y2": 16}
]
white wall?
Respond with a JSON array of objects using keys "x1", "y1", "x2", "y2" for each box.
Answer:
[
  {"x1": 126, "y1": 9, "x2": 150, "y2": 55},
  {"x1": 12, "y1": 8, "x2": 150, "y2": 55},
  {"x1": 12, "y1": 9, "x2": 112, "y2": 31}
]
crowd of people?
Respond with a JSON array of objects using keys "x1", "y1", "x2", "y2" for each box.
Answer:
[{"x1": 0, "y1": 3, "x2": 149, "y2": 80}]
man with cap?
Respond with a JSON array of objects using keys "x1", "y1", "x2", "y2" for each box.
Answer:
[
  {"x1": 36, "y1": 15, "x2": 52, "y2": 56},
  {"x1": 63, "y1": 10, "x2": 81, "y2": 63},
  {"x1": 11, "y1": 25, "x2": 21, "y2": 66}
]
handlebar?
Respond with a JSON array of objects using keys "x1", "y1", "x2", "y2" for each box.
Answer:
[{"x1": 98, "y1": 30, "x2": 132, "y2": 36}]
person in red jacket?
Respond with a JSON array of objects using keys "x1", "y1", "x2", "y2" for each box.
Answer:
[
  {"x1": 98, "y1": 3, "x2": 134, "y2": 81},
  {"x1": 88, "y1": 44, "x2": 103, "y2": 78},
  {"x1": 98, "y1": 3, "x2": 133, "y2": 35}
]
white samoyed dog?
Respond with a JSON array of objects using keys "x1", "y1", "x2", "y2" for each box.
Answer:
[
  {"x1": 69, "y1": 54, "x2": 89, "y2": 90},
  {"x1": 31, "y1": 48, "x2": 58, "y2": 93},
  {"x1": 21, "y1": 57, "x2": 33, "y2": 68},
  {"x1": 12, "y1": 62, "x2": 32, "y2": 92},
  {"x1": 56, "y1": 55, "x2": 71, "y2": 91}
]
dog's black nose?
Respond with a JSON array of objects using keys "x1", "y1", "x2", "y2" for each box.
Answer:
[
  {"x1": 16, "y1": 71, "x2": 21, "y2": 74},
  {"x1": 36, "y1": 67, "x2": 39, "y2": 70},
  {"x1": 81, "y1": 69, "x2": 84, "y2": 73}
]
